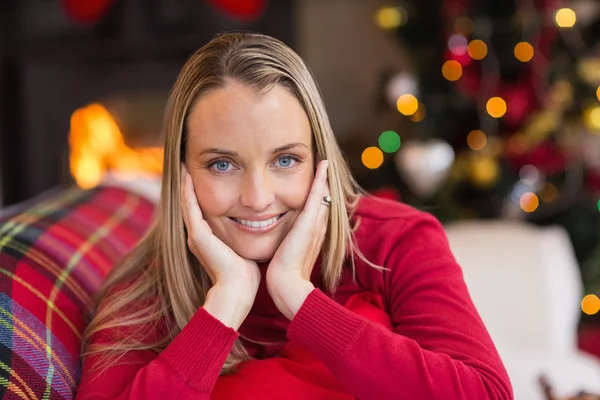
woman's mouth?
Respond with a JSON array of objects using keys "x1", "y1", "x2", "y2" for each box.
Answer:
[{"x1": 229, "y1": 212, "x2": 287, "y2": 233}]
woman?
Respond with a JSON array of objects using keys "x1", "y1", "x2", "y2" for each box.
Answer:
[{"x1": 77, "y1": 32, "x2": 513, "y2": 399}]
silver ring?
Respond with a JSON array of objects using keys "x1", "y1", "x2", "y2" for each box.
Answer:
[{"x1": 321, "y1": 195, "x2": 331, "y2": 207}]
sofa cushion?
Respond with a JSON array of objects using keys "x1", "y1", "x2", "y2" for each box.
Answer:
[{"x1": 0, "y1": 186, "x2": 154, "y2": 399}]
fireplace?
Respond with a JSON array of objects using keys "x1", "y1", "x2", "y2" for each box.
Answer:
[{"x1": 0, "y1": 0, "x2": 294, "y2": 206}]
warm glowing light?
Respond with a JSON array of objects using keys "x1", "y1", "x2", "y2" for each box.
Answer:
[
  {"x1": 597, "y1": 86, "x2": 600, "y2": 101},
  {"x1": 585, "y1": 106, "x2": 600, "y2": 130},
  {"x1": 378, "y1": 130, "x2": 401, "y2": 153},
  {"x1": 554, "y1": 8, "x2": 577, "y2": 28},
  {"x1": 375, "y1": 6, "x2": 406, "y2": 30},
  {"x1": 442, "y1": 60, "x2": 462, "y2": 81},
  {"x1": 469, "y1": 157, "x2": 499, "y2": 188},
  {"x1": 514, "y1": 42, "x2": 534, "y2": 62},
  {"x1": 410, "y1": 102, "x2": 426, "y2": 122},
  {"x1": 520, "y1": 192, "x2": 539, "y2": 212},
  {"x1": 454, "y1": 17, "x2": 473, "y2": 36},
  {"x1": 69, "y1": 103, "x2": 164, "y2": 189},
  {"x1": 467, "y1": 40, "x2": 488, "y2": 60},
  {"x1": 467, "y1": 130, "x2": 487, "y2": 151},
  {"x1": 361, "y1": 147, "x2": 384, "y2": 169},
  {"x1": 581, "y1": 294, "x2": 600, "y2": 316},
  {"x1": 486, "y1": 97, "x2": 507, "y2": 118},
  {"x1": 540, "y1": 183, "x2": 558, "y2": 203},
  {"x1": 396, "y1": 94, "x2": 419, "y2": 116}
]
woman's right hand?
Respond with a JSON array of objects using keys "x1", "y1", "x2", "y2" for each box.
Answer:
[{"x1": 181, "y1": 164, "x2": 260, "y2": 328}]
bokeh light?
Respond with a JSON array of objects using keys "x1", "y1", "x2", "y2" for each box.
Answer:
[
  {"x1": 554, "y1": 8, "x2": 577, "y2": 28},
  {"x1": 448, "y1": 34, "x2": 468, "y2": 56},
  {"x1": 519, "y1": 164, "x2": 539, "y2": 186},
  {"x1": 467, "y1": 130, "x2": 487, "y2": 150},
  {"x1": 597, "y1": 199, "x2": 600, "y2": 212},
  {"x1": 410, "y1": 102, "x2": 426, "y2": 122},
  {"x1": 514, "y1": 42, "x2": 534, "y2": 62},
  {"x1": 442, "y1": 60, "x2": 463, "y2": 81},
  {"x1": 378, "y1": 130, "x2": 401, "y2": 153},
  {"x1": 454, "y1": 16, "x2": 474, "y2": 36},
  {"x1": 396, "y1": 94, "x2": 419, "y2": 115},
  {"x1": 520, "y1": 192, "x2": 539, "y2": 212},
  {"x1": 362, "y1": 146, "x2": 384, "y2": 169},
  {"x1": 581, "y1": 294, "x2": 600, "y2": 316},
  {"x1": 486, "y1": 97, "x2": 507, "y2": 118},
  {"x1": 597, "y1": 86, "x2": 600, "y2": 101},
  {"x1": 467, "y1": 40, "x2": 488, "y2": 60},
  {"x1": 375, "y1": 6, "x2": 407, "y2": 30},
  {"x1": 540, "y1": 183, "x2": 558, "y2": 203},
  {"x1": 585, "y1": 106, "x2": 600, "y2": 130},
  {"x1": 469, "y1": 156, "x2": 500, "y2": 188}
]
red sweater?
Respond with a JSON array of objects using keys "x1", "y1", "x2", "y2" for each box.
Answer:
[{"x1": 76, "y1": 196, "x2": 513, "y2": 399}]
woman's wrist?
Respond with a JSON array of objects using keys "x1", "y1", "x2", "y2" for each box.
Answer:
[
  {"x1": 203, "y1": 284, "x2": 255, "y2": 330},
  {"x1": 268, "y1": 278, "x2": 315, "y2": 320}
]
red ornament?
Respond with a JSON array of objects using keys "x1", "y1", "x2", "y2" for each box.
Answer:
[
  {"x1": 207, "y1": 0, "x2": 268, "y2": 21},
  {"x1": 61, "y1": 0, "x2": 115, "y2": 24}
]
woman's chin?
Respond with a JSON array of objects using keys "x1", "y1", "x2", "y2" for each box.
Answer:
[{"x1": 234, "y1": 247, "x2": 276, "y2": 264}]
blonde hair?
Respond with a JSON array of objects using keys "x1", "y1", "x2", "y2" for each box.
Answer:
[{"x1": 82, "y1": 31, "x2": 381, "y2": 376}]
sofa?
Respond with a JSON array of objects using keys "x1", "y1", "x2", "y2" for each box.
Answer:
[{"x1": 0, "y1": 179, "x2": 598, "y2": 399}]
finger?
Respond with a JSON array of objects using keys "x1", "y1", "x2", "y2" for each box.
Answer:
[
  {"x1": 184, "y1": 173, "x2": 207, "y2": 237},
  {"x1": 297, "y1": 160, "x2": 329, "y2": 228}
]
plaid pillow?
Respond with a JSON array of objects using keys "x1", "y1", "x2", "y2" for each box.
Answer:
[{"x1": 0, "y1": 186, "x2": 155, "y2": 399}]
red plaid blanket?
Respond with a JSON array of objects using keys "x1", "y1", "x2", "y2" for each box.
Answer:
[{"x1": 0, "y1": 186, "x2": 154, "y2": 399}]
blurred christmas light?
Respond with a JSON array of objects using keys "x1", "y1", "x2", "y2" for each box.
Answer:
[
  {"x1": 378, "y1": 130, "x2": 401, "y2": 153},
  {"x1": 467, "y1": 40, "x2": 488, "y2": 60},
  {"x1": 409, "y1": 102, "x2": 426, "y2": 122},
  {"x1": 540, "y1": 183, "x2": 558, "y2": 203},
  {"x1": 396, "y1": 94, "x2": 419, "y2": 116},
  {"x1": 454, "y1": 16, "x2": 473, "y2": 36},
  {"x1": 520, "y1": 192, "x2": 539, "y2": 212},
  {"x1": 362, "y1": 146, "x2": 384, "y2": 169},
  {"x1": 581, "y1": 294, "x2": 600, "y2": 316},
  {"x1": 554, "y1": 8, "x2": 576, "y2": 28},
  {"x1": 597, "y1": 86, "x2": 600, "y2": 101},
  {"x1": 448, "y1": 34, "x2": 468, "y2": 56},
  {"x1": 597, "y1": 199, "x2": 600, "y2": 212},
  {"x1": 486, "y1": 97, "x2": 507, "y2": 118},
  {"x1": 386, "y1": 72, "x2": 418, "y2": 108},
  {"x1": 519, "y1": 164, "x2": 539, "y2": 186},
  {"x1": 442, "y1": 60, "x2": 462, "y2": 81},
  {"x1": 514, "y1": 42, "x2": 534, "y2": 62},
  {"x1": 584, "y1": 106, "x2": 600, "y2": 130},
  {"x1": 469, "y1": 156, "x2": 499, "y2": 188},
  {"x1": 375, "y1": 6, "x2": 407, "y2": 30},
  {"x1": 467, "y1": 130, "x2": 487, "y2": 150}
]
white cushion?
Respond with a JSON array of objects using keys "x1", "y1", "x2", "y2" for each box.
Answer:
[{"x1": 444, "y1": 221, "x2": 583, "y2": 355}]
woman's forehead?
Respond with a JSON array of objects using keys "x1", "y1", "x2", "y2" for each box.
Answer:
[{"x1": 187, "y1": 82, "x2": 312, "y2": 151}]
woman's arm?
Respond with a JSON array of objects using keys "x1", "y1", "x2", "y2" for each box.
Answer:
[
  {"x1": 286, "y1": 216, "x2": 513, "y2": 400},
  {"x1": 76, "y1": 287, "x2": 242, "y2": 400}
]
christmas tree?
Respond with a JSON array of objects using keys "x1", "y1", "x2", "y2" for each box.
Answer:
[{"x1": 358, "y1": 0, "x2": 600, "y2": 315}]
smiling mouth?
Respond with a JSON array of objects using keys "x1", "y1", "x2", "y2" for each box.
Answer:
[{"x1": 229, "y1": 212, "x2": 287, "y2": 229}]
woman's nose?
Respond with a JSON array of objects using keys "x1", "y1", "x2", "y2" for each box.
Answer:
[{"x1": 239, "y1": 170, "x2": 275, "y2": 212}]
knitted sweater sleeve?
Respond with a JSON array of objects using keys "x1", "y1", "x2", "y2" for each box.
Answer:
[
  {"x1": 76, "y1": 307, "x2": 238, "y2": 400},
  {"x1": 286, "y1": 213, "x2": 513, "y2": 400}
]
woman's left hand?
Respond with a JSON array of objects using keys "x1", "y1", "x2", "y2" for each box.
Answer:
[{"x1": 266, "y1": 160, "x2": 331, "y2": 320}]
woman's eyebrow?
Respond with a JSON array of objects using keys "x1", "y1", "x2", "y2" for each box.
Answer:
[{"x1": 198, "y1": 142, "x2": 309, "y2": 157}]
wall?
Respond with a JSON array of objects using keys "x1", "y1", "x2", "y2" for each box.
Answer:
[{"x1": 296, "y1": 0, "x2": 410, "y2": 138}]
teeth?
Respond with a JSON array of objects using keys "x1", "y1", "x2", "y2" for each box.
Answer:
[{"x1": 234, "y1": 215, "x2": 281, "y2": 228}]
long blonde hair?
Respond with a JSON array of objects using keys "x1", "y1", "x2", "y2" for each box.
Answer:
[{"x1": 83, "y1": 31, "x2": 380, "y2": 376}]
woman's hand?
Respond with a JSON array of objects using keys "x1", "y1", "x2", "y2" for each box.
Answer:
[
  {"x1": 266, "y1": 160, "x2": 331, "y2": 320},
  {"x1": 181, "y1": 164, "x2": 260, "y2": 328}
]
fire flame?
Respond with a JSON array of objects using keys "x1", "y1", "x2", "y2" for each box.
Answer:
[{"x1": 69, "y1": 103, "x2": 163, "y2": 189}]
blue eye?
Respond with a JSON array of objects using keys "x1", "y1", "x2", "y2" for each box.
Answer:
[
  {"x1": 208, "y1": 159, "x2": 232, "y2": 172},
  {"x1": 276, "y1": 155, "x2": 299, "y2": 168}
]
